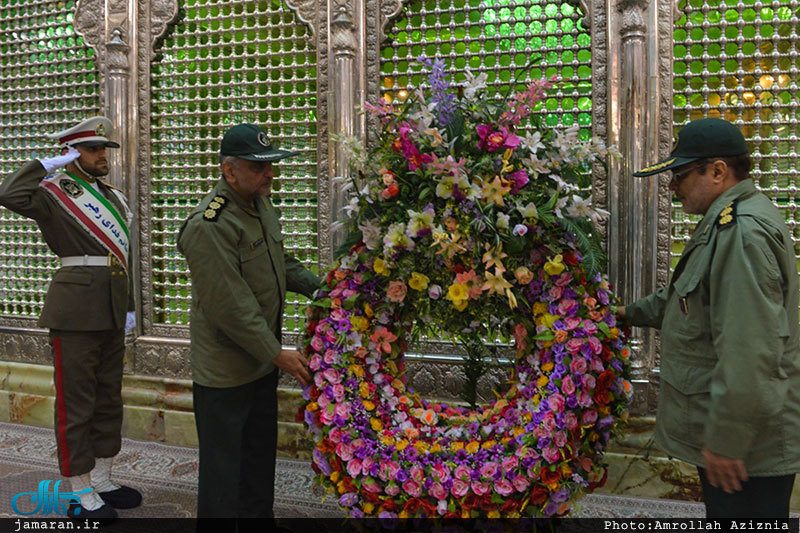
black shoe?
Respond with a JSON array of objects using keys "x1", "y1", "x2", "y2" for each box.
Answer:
[
  {"x1": 98, "y1": 485, "x2": 143, "y2": 509},
  {"x1": 66, "y1": 502, "x2": 118, "y2": 523}
]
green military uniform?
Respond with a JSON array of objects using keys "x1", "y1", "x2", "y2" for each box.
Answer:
[
  {"x1": 0, "y1": 160, "x2": 133, "y2": 477},
  {"x1": 628, "y1": 178, "x2": 800, "y2": 476},
  {"x1": 178, "y1": 174, "x2": 319, "y2": 517}
]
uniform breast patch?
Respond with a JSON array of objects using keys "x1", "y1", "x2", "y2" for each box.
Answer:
[
  {"x1": 715, "y1": 199, "x2": 738, "y2": 229},
  {"x1": 203, "y1": 195, "x2": 228, "y2": 222}
]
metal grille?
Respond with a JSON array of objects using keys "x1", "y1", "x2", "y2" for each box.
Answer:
[
  {"x1": 150, "y1": 0, "x2": 318, "y2": 330},
  {"x1": 672, "y1": 0, "x2": 800, "y2": 270},
  {"x1": 0, "y1": 0, "x2": 100, "y2": 320},
  {"x1": 380, "y1": 0, "x2": 592, "y2": 138}
]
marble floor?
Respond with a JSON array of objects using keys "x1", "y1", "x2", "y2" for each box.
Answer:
[{"x1": 0, "y1": 421, "x2": 709, "y2": 519}]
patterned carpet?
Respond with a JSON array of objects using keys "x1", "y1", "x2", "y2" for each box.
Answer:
[{"x1": 0, "y1": 421, "x2": 707, "y2": 519}]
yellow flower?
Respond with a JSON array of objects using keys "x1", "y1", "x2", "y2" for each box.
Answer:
[
  {"x1": 364, "y1": 303, "x2": 374, "y2": 318},
  {"x1": 481, "y1": 440, "x2": 497, "y2": 450},
  {"x1": 373, "y1": 257, "x2": 389, "y2": 276},
  {"x1": 481, "y1": 175, "x2": 512, "y2": 206},
  {"x1": 363, "y1": 400, "x2": 376, "y2": 411},
  {"x1": 363, "y1": 502, "x2": 375, "y2": 515},
  {"x1": 482, "y1": 269, "x2": 512, "y2": 296},
  {"x1": 414, "y1": 440, "x2": 429, "y2": 453},
  {"x1": 351, "y1": 316, "x2": 368, "y2": 332},
  {"x1": 539, "y1": 313, "x2": 558, "y2": 329},
  {"x1": 482, "y1": 242, "x2": 508, "y2": 273},
  {"x1": 466, "y1": 441, "x2": 480, "y2": 454},
  {"x1": 408, "y1": 272, "x2": 430, "y2": 291},
  {"x1": 544, "y1": 254, "x2": 566, "y2": 276},
  {"x1": 488, "y1": 510, "x2": 501, "y2": 519},
  {"x1": 447, "y1": 282, "x2": 468, "y2": 303},
  {"x1": 359, "y1": 381, "x2": 370, "y2": 398},
  {"x1": 306, "y1": 402, "x2": 319, "y2": 412},
  {"x1": 542, "y1": 361, "x2": 555, "y2": 372},
  {"x1": 450, "y1": 441, "x2": 465, "y2": 452},
  {"x1": 380, "y1": 434, "x2": 394, "y2": 446},
  {"x1": 537, "y1": 375, "x2": 549, "y2": 387},
  {"x1": 430, "y1": 443, "x2": 442, "y2": 453},
  {"x1": 532, "y1": 302, "x2": 548, "y2": 316},
  {"x1": 396, "y1": 439, "x2": 409, "y2": 451},
  {"x1": 370, "y1": 418, "x2": 383, "y2": 431},
  {"x1": 506, "y1": 288, "x2": 518, "y2": 309},
  {"x1": 330, "y1": 471, "x2": 340, "y2": 483},
  {"x1": 350, "y1": 364, "x2": 365, "y2": 378}
]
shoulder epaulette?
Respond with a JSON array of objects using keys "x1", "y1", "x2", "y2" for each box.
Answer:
[
  {"x1": 715, "y1": 199, "x2": 738, "y2": 229},
  {"x1": 203, "y1": 194, "x2": 228, "y2": 222},
  {"x1": 98, "y1": 180, "x2": 123, "y2": 193}
]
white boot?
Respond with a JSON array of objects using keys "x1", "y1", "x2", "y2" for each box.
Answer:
[
  {"x1": 68, "y1": 473, "x2": 105, "y2": 511},
  {"x1": 90, "y1": 457, "x2": 119, "y2": 493}
]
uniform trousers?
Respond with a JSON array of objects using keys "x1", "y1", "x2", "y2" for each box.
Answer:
[
  {"x1": 193, "y1": 369, "x2": 279, "y2": 518},
  {"x1": 698, "y1": 467, "x2": 796, "y2": 518},
  {"x1": 49, "y1": 329, "x2": 125, "y2": 477}
]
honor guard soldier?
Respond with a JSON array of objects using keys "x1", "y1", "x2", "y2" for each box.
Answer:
[
  {"x1": 0, "y1": 117, "x2": 142, "y2": 521},
  {"x1": 618, "y1": 118, "x2": 800, "y2": 518},
  {"x1": 178, "y1": 124, "x2": 321, "y2": 519}
]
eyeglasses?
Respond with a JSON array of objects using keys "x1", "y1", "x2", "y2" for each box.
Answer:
[{"x1": 670, "y1": 163, "x2": 704, "y2": 183}]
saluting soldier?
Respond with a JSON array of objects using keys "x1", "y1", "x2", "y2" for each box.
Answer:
[
  {"x1": 177, "y1": 123, "x2": 320, "y2": 518},
  {"x1": 0, "y1": 117, "x2": 141, "y2": 520},
  {"x1": 618, "y1": 118, "x2": 800, "y2": 518}
]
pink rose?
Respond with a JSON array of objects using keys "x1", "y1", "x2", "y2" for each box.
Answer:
[
  {"x1": 380, "y1": 461, "x2": 400, "y2": 481},
  {"x1": 555, "y1": 272, "x2": 573, "y2": 287},
  {"x1": 548, "y1": 286, "x2": 563, "y2": 300},
  {"x1": 336, "y1": 442, "x2": 353, "y2": 461},
  {"x1": 591, "y1": 357, "x2": 605, "y2": 373},
  {"x1": 387, "y1": 280, "x2": 408, "y2": 303},
  {"x1": 566, "y1": 338, "x2": 584, "y2": 354},
  {"x1": 583, "y1": 319, "x2": 599, "y2": 335},
  {"x1": 501, "y1": 456, "x2": 519, "y2": 473},
  {"x1": 402, "y1": 480, "x2": 421, "y2": 497},
  {"x1": 451, "y1": 479, "x2": 469, "y2": 497},
  {"x1": 543, "y1": 446, "x2": 561, "y2": 464},
  {"x1": 553, "y1": 431, "x2": 567, "y2": 448},
  {"x1": 311, "y1": 335, "x2": 324, "y2": 351},
  {"x1": 409, "y1": 465, "x2": 424, "y2": 483},
  {"x1": 579, "y1": 391, "x2": 594, "y2": 408},
  {"x1": 542, "y1": 412, "x2": 556, "y2": 431},
  {"x1": 347, "y1": 459, "x2": 362, "y2": 477},
  {"x1": 471, "y1": 481, "x2": 490, "y2": 495},
  {"x1": 329, "y1": 428, "x2": 343, "y2": 443},
  {"x1": 386, "y1": 482, "x2": 400, "y2": 496},
  {"x1": 324, "y1": 349, "x2": 339, "y2": 365},
  {"x1": 582, "y1": 374, "x2": 596, "y2": 390},
  {"x1": 323, "y1": 368, "x2": 342, "y2": 384},
  {"x1": 582, "y1": 410, "x2": 598, "y2": 426},
  {"x1": 362, "y1": 476, "x2": 381, "y2": 493},
  {"x1": 513, "y1": 475, "x2": 530, "y2": 492},
  {"x1": 557, "y1": 299, "x2": 578, "y2": 316},
  {"x1": 454, "y1": 464, "x2": 471, "y2": 481},
  {"x1": 432, "y1": 463, "x2": 450, "y2": 483},
  {"x1": 430, "y1": 482, "x2": 448, "y2": 500},
  {"x1": 570, "y1": 357, "x2": 587, "y2": 374},
  {"x1": 564, "y1": 412, "x2": 579, "y2": 430},
  {"x1": 334, "y1": 401, "x2": 349, "y2": 418},
  {"x1": 317, "y1": 393, "x2": 330, "y2": 409},
  {"x1": 480, "y1": 462, "x2": 498, "y2": 479},
  {"x1": 561, "y1": 376, "x2": 576, "y2": 396},
  {"x1": 564, "y1": 316, "x2": 582, "y2": 331},
  {"x1": 309, "y1": 354, "x2": 322, "y2": 371},
  {"x1": 333, "y1": 384, "x2": 345, "y2": 402},
  {"x1": 319, "y1": 408, "x2": 334, "y2": 426},
  {"x1": 495, "y1": 479, "x2": 514, "y2": 496},
  {"x1": 586, "y1": 336, "x2": 603, "y2": 355},
  {"x1": 548, "y1": 393, "x2": 565, "y2": 413}
]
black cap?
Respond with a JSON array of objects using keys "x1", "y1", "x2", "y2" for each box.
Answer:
[
  {"x1": 220, "y1": 124, "x2": 299, "y2": 162},
  {"x1": 634, "y1": 118, "x2": 749, "y2": 177}
]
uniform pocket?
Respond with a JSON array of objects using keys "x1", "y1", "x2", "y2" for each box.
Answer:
[
  {"x1": 659, "y1": 358, "x2": 712, "y2": 447},
  {"x1": 53, "y1": 270, "x2": 93, "y2": 285},
  {"x1": 239, "y1": 243, "x2": 276, "y2": 297}
]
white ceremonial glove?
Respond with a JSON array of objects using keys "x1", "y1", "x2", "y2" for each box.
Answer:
[
  {"x1": 125, "y1": 311, "x2": 136, "y2": 334},
  {"x1": 38, "y1": 146, "x2": 80, "y2": 174}
]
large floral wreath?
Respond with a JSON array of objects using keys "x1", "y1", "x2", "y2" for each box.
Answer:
[{"x1": 300, "y1": 58, "x2": 632, "y2": 519}]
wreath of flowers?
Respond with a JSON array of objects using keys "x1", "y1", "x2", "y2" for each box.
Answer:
[{"x1": 300, "y1": 57, "x2": 632, "y2": 519}]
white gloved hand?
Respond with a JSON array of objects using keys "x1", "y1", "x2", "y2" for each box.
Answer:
[
  {"x1": 39, "y1": 146, "x2": 80, "y2": 174},
  {"x1": 125, "y1": 311, "x2": 136, "y2": 334}
]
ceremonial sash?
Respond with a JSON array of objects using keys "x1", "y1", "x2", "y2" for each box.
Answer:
[{"x1": 39, "y1": 172, "x2": 130, "y2": 271}]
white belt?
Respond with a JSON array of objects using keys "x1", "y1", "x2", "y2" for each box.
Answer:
[{"x1": 60, "y1": 255, "x2": 115, "y2": 267}]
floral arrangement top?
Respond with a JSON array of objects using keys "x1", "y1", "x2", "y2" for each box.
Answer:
[{"x1": 301, "y1": 57, "x2": 632, "y2": 519}]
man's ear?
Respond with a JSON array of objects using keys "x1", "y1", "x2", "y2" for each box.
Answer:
[{"x1": 61, "y1": 146, "x2": 69, "y2": 155}]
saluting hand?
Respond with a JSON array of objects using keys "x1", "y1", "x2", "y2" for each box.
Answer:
[
  {"x1": 273, "y1": 348, "x2": 312, "y2": 387},
  {"x1": 702, "y1": 447, "x2": 748, "y2": 494}
]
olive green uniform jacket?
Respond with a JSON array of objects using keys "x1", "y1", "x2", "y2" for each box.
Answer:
[
  {"x1": 0, "y1": 160, "x2": 133, "y2": 330},
  {"x1": 177, "y1": 178, "x2": 320, "y2": 388},
  {"x1": 627, "y1": 179, "x2": 800, "y2": 476}
]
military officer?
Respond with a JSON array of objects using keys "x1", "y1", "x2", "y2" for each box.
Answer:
[
  {"x1": 177, "y1": 123, "x2": 320, "y2": 518},
  {"x1": 0, "y1": 117, "x2": 142, "y2": 520},
  {"x1": 618, "y1": 118, "x2": 800, "y2": 518}
]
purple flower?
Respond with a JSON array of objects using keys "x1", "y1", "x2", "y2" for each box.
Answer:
[{"x1": 418, "y1": 55, "x2": 456, "y2": 125}]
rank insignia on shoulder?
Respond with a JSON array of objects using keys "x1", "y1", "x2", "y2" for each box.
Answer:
[
  {"x1": 203, "y1": 194, "x2": 228, "y2": 222},
  {"x1": 715, "y1": 199, "x2": 738, "y2": 229}
]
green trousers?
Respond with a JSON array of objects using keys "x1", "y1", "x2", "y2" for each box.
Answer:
[{"x1": 49, "y1": 329, "x2": 125, "y2": 477}]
